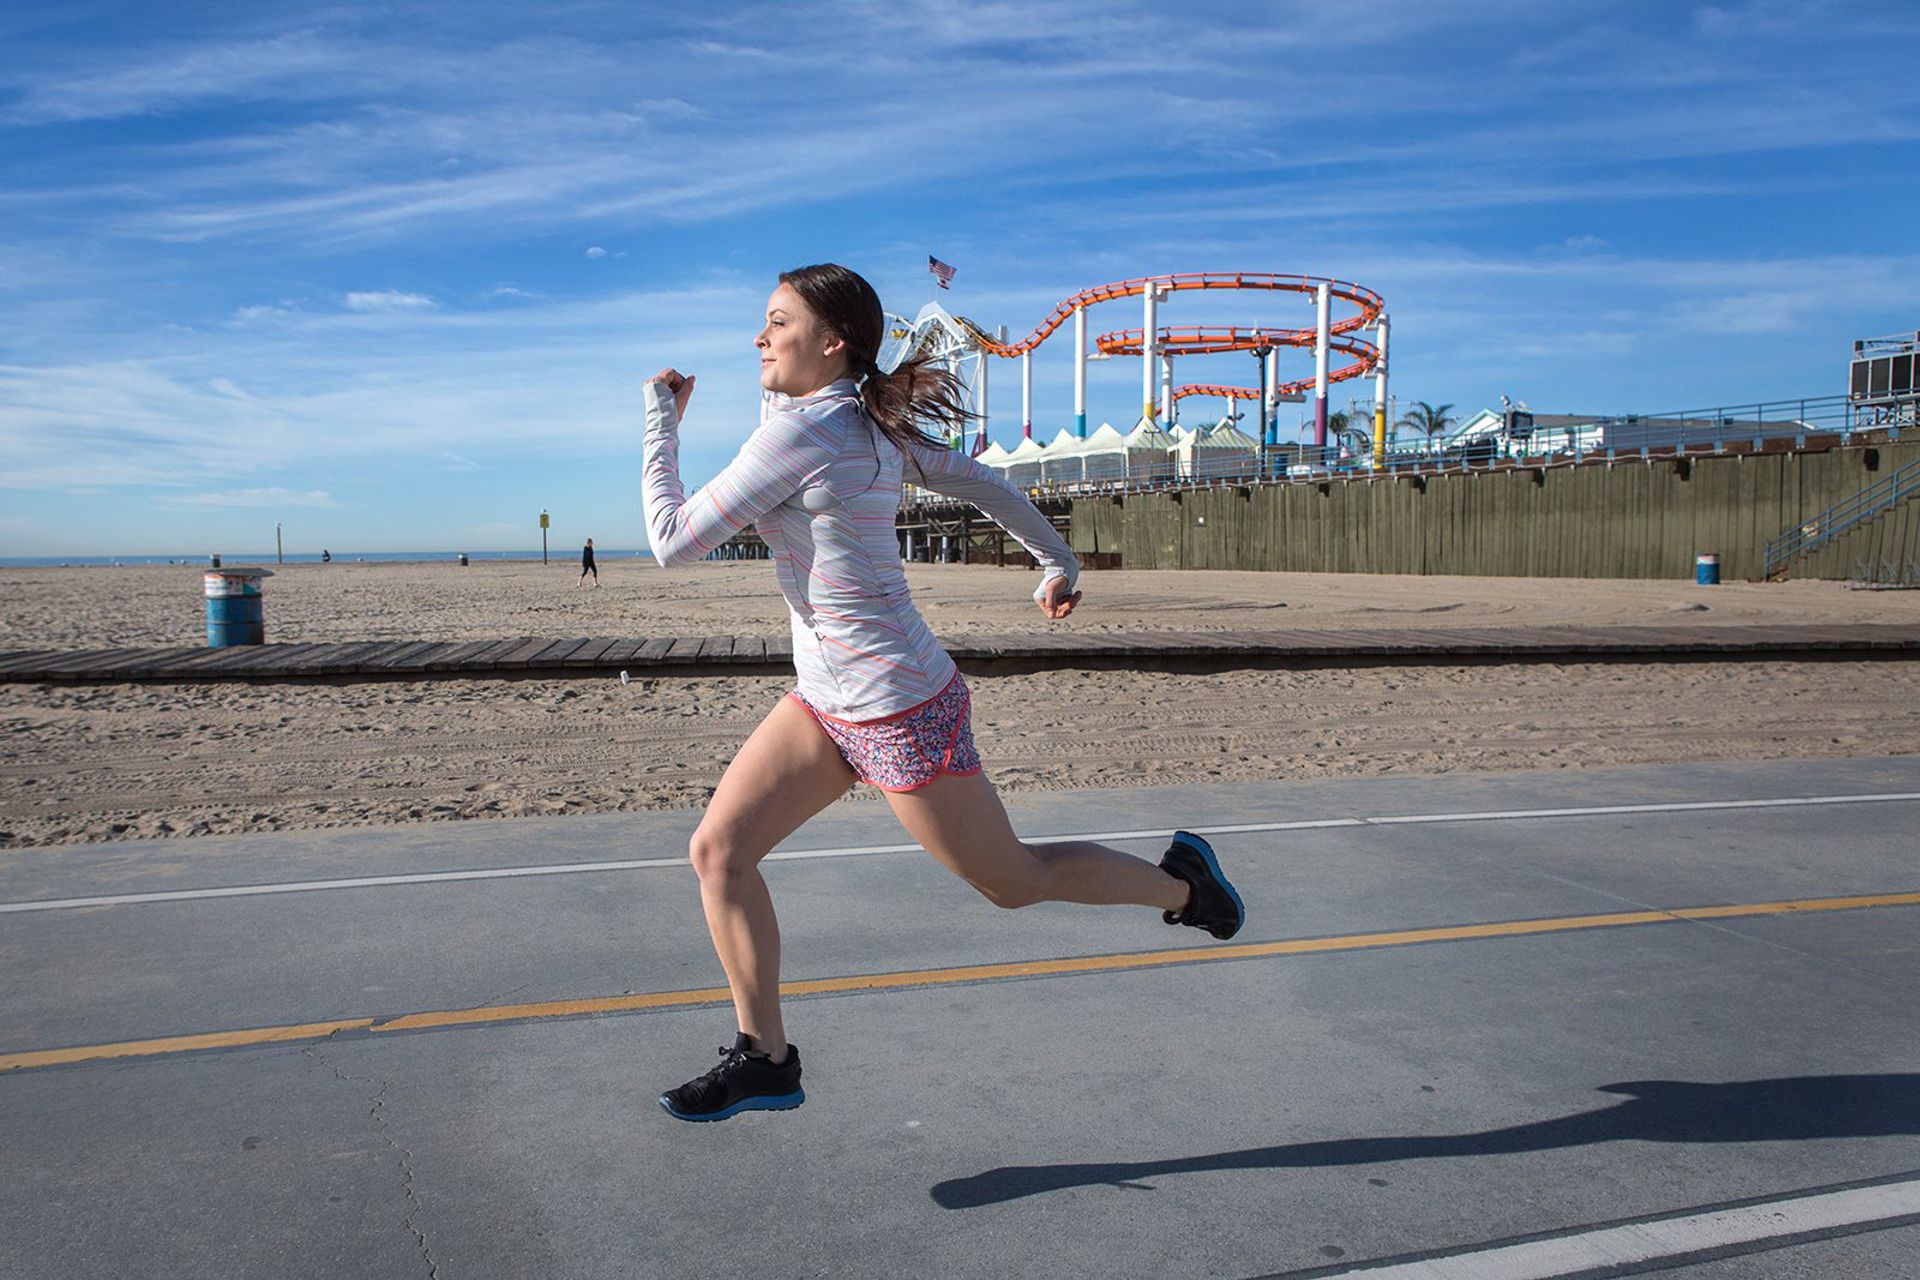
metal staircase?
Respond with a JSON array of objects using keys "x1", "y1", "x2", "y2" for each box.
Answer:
[{"x1": 1764, "y1": 456, "x2": 1920, "y2": 579}]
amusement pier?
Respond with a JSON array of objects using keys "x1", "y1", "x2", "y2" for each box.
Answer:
[{"x1": 721, "y1": 273, "x2": 1920, "y2": 585}]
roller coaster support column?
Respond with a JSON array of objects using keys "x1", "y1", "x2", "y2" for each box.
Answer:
[
  {"x1": 1161, "y1": 353, "x2": 1174, "y2": 424},
  {"x1": 1073, "y1": 306, "x2": 1088, "y2": 438},
  {"x1": 976, "y1": 340, "x2": 990, "y2": 450},
  {"x1": 1021, "y1": 351, "x2": 1033, "y2": 440},
  {"x1": 1142, "y1": 286, "x2": 1159, "y2": 420},
  {"x1": 1254, "y1": 343, "x2": 1274, "y2": 449},
  {"x1": 1266, "y1": 347, "x2": 1280, "y2": 440},
  {"x1": 1313, "y1": 281, "x2": 1331, "y2": 453},
  {"x1": 1371, "y1": 314, "x2": 1390, "y2": 469}
]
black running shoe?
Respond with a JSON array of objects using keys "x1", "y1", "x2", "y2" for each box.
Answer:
[
  {"x1": 1160, "y1": 831, "x2": 1245, "y2": 940},
  {"x1": 659, "y1": 1034, "x2": 805, "y2": 1122}
]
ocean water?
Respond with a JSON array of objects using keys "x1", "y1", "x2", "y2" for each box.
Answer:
[{"x1": 0, "y1": 550, "x2": 656, "y2": 568}]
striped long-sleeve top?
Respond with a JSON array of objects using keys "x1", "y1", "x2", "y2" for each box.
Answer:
[{"x1": 642, "y1": 376, "x2": 1079, "y2": 720}]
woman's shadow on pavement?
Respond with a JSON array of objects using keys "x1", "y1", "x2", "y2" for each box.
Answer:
[{"x1": 929, "y1": 1073, "x2": 1920, "y2": 1209}]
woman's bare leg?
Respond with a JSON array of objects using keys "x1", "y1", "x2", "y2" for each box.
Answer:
[
  {"x1": 884, "y1": 769, "x2": 1189, "y2": 912},
  {"x1": 688, "y1": 695, "x2": 856, "y2": 1060}
]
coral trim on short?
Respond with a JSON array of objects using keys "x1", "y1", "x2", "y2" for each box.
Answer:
[{"x1": 789, "y1": 671, "x2": 983, "y2": 792}]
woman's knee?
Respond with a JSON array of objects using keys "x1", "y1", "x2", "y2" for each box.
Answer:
[
  {"x1": 970, "y1": 844, "x2": 1050, "y2": 909},
  {"x1": 687, "y1": 827, "x2": 754, "y2": 886},
  {"x1": 976, "y1": 880, "x2": 1044, "y2": 910}
]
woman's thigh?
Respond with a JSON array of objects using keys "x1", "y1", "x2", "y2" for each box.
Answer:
[
  {"x1": 694, "y1": 694, "x2": 858, "y2": 869},
  {"x1": 883, "y1": 769, "x2": 1042, "y2": 903}
]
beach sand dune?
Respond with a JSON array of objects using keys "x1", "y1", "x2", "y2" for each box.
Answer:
[{"x1": 2, "y1": 561, "x2": 1916, "y2": 849}]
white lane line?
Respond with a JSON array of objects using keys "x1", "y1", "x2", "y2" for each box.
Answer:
[
  {"x1": 4, "y1": 791, "x2": 1918, "y2": 916},
  {"x1": 1302, "y1": 1175, "x2": 1920, "y2": 1277}
]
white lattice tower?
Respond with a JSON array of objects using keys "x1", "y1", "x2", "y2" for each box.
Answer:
[{"x1": 884, "y1": 302, "x2": 991, "y2": 448}]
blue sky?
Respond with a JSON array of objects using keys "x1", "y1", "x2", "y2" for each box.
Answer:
[{"x1": 2, "y1": 0, "x2": 1916, "y2": 556}]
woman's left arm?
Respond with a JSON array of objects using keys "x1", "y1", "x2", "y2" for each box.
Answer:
[
  {"x1": 641, "y1": 379, "x2": 838, "y2": 567},
  {"x1": 907, "y1": 442, "x2": 1080, "y2": 607}
]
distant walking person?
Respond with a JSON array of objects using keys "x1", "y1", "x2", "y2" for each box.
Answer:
[
  {"x1": 579, "y1": 537, "x2": 598, "y2": 586},
  {"x1": 641, "y1": 263, "x2": 1244, "y2": 1123}
]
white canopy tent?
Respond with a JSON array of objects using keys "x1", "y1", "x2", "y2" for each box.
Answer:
[
  {"x1": 1122, "y1": 417, "x2": 1178, "y2": 483},
  {"x1": 1077, "y1": 423, "x2": 1130, "y2": 482},
  {"x1": 1207, "y1": 420, "x2": 1261, "y2": 449},
  {"x1": 1175, "y1": 421, "x2": 1261, "y2": 480},
  {"x1": 1038, "y1": 427, "x2": 1086, "y2": 485},
  {"x1": 1001, "y1": 434, "x2": 1048, "y2": 488}
]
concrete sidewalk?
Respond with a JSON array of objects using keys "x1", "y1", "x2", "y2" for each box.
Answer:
[{"x1": 3, "y1": 758, "x2": 1918, "y2": 1278}]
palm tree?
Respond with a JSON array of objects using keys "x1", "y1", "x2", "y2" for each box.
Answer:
[{"x1": 1398, "y1": 401, "x2": 1457, "y2": 448}]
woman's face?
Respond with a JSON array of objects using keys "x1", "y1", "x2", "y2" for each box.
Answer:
[{"x1": 757, "y1": 282, "x2": 847, "y2": 397}]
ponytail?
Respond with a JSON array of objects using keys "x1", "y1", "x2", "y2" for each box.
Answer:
[
  {"x1": 777, "y1": 263, "x2": 977, "y2": 479},
  {"x1": 858, "y1": 353, "x2": 974, "y2": 477}
]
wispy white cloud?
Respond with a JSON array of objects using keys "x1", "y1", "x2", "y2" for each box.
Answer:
[
  {"x1": 32, "y1": 1, "x2": 1899, "y2": 250},
  {"x1": 683, "y1": 40, "x2": 784, "y2": 62},
  {"x1": 584, "y1": 245, "x2": 607, "y2": 259},
  {"x1": 160, "y1": 487, "x2": 339, "y2": 508},
  {"x1": 1, "y1": 31, "x2": 357, "y2": 125},
  {"x1": 0, "y1": 282, "x2": 766, "y2": 490},
  {"x1": 343, "y1": 290, "x2": 437, "y2": 312},
  {"x1": 1687, "y1": 290, "x2": 1838, "y2": 336}
]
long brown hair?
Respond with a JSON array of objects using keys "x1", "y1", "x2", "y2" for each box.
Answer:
[{"x1": 776, "y1": 263, "x2": 974, "y2": 469}]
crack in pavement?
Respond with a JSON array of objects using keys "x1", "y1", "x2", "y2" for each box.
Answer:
[
  {"x1": 303, "y1": 1036, "x2": 440, "y2": 1279},
  {"x1": 476, "y1": 979, "x2": 539, "y2": 1009}
]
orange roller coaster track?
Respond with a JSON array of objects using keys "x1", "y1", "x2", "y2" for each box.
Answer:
[
  {"x1": 1169, "y1": 383, "x2": 1265, "y2": 405},
  {"x1": 964, "y1": 272, "x2": 1383, "y2": 358},
  {"x1": 1100, "y1": 326, "x2": 1379, "y2": 397}
]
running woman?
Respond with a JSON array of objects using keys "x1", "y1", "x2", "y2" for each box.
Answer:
[{"x1": 642, "y1": 263, "x2": 1244, "y2": 1122}]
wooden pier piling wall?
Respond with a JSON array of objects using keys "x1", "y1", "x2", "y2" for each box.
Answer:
[{"x1": 1064, "y1": 439, "x2": 1920, "y2": 581}]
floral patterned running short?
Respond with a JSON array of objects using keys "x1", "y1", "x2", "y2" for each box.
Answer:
[{"x1": 790, "y1": 672, "x2": 982, "y2": 792}]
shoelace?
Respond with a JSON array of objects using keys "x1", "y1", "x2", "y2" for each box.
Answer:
[
  {"x1": 676, "y1": 1046, "x2": 753, "y2": 1106},
  {"x1": 709, "y1": 1044, "x2": 751, "y2": 1075}
]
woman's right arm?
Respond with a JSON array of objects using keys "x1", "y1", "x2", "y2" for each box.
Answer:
[{"x1": 641, "y1": 379, "x2": 839, "y2": 566}]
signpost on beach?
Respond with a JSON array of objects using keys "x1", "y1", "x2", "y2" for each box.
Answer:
[{"x1": 540, "y1": 509, "x2": 549, "y2": 565}]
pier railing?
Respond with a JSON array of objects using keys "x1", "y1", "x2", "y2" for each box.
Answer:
[
  {"x1": 1764, "y1": 455, "x2": 1920, "y2": 579},
  {"x1": 905, "y1": 393, "x2": 1913, "y2": 508}
]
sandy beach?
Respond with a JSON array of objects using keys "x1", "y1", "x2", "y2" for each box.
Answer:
[
  {"x1": 3, "y1": 560, "x2": 1918, "y2": 849},
  {"x1": 10, "y1": 558, "x2": 1920, "y2": 650}
]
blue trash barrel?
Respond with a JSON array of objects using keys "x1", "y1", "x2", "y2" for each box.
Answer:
[
  {"x1": 204, "y1": 568, "x2": 273, "y2": 646},
  {"x1": 1695, "y1": 553, "x2": 1720, "y2": 585}
]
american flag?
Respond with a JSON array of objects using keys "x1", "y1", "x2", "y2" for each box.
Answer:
[{"x1": 928, "y1": 255, "x2": 956, "y2": 290}]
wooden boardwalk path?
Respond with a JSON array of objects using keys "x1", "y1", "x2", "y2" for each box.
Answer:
[{"x1": 1, "y1": 624, "x2": 1918, "y2": 683}]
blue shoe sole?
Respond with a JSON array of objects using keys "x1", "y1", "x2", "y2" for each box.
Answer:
[
  {"x1": 658, "y1": 1089, "x2": 806, "y2": 1122},
  {"x1": 1173, "y1": 830, "x2": 1245, "y2": 935}
]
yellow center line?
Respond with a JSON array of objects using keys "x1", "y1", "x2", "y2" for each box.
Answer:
[{"x1": 5, "y1": 890, "x2": 1917, "y2": 1075}]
